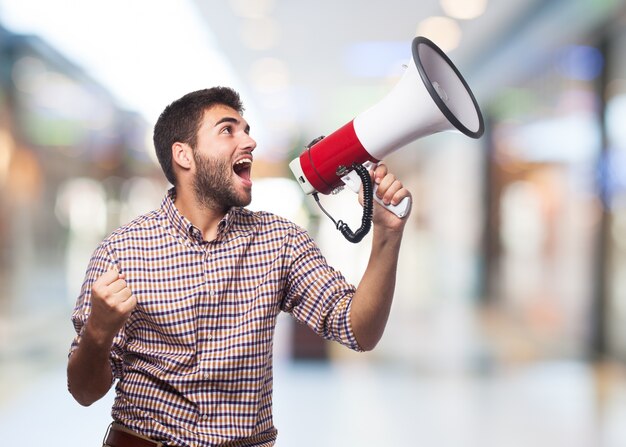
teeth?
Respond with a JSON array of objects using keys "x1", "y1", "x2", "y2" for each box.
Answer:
[{"x1": 234, "y1": 158, "x2": 252, "y2": 166}]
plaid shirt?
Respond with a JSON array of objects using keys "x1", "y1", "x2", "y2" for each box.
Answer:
[{"x1": 70, "y1": 189, "x2": 361, "y2": 447}]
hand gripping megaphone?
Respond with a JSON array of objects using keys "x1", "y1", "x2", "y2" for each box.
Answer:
[{"x1": 289, "y1": 36, "x2": 485, "y2": 243}]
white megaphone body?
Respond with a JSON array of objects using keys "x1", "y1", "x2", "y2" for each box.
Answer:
[{"x1": 289, "y1": 36, "x2": 484, "y2": 242}]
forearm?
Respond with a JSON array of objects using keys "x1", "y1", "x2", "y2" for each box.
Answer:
[
  {"x1": 67, "y1": 324, "x2": 115, "y2": 406},
  {"x1": 350, "y1": 227, "x2": 403, "y2": 351}
]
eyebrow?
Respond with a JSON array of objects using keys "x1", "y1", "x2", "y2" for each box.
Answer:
[{"x1": 215, "y1": 116, "x2": 251, "y2": 134}]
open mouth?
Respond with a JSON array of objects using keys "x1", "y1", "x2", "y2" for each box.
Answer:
[{"x1": 233, "y1": 157, "x2": 252, "y2": 182}]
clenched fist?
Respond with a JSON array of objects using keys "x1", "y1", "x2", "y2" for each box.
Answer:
[
  {"x1": 87, "y1": 268, "x2": 137, "y2": 345},
  {"x1": 369, "y1": 163, "x2": 412, "y2": 231}
]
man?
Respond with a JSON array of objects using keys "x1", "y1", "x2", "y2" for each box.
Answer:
[{"x1": 68, "y1": 87, "x2": 411, "y2": 447}]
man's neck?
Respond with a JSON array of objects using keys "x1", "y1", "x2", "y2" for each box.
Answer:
[{"x1": 174, "y1": 187, "x2": 228, "y2": 242}]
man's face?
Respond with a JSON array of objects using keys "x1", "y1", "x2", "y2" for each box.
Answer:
[{"x1": 191, "y1": 105, "x2": 256, "y2": 211}]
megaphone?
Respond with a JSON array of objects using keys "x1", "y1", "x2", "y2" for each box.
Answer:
[{"x1": 289, "y1": 36, "x2": 484, "y2": 242}]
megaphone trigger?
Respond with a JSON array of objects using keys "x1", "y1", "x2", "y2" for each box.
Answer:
[
  {"x1": 338, "y1": 165, "x2": 365, "y2": 194},
  {"x1": 340, "y1": 161, "x2": 412, "y2": 219}
]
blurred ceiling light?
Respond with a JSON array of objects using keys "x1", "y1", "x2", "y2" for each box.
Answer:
[
  {"x1": 12, "y1": 56, "x2": 47, "y2": 93},
  {"x1": 440, "y1": 0, "x2": 487, "y2": 20},
  {"x1": 121, "y1": 176, "x2": 168, "y2": 222},
  {"x1": 240, "y1": 17, "x2": 280, "y2": 50},
  {"x1": 34, "y1": 72, "x2": 84, "y2": 113},
  {"x1": 416, "y1": 17, "x2": 461, "y2": 53},
  {"x1": 55, "y1": 177, "x2": 107, "y2": 235},
  {"x1": 228, "y1": 0, "x2": 276, "y2": 19},
  {"x1": 249, "y1": 57, "x2": 290, "y2": 94}
]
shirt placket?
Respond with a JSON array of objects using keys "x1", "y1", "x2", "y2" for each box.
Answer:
[{"x1": 196, "y1": 241, "x2": 222, "y2": 426}]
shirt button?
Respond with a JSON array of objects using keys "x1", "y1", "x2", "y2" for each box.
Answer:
[
  {"x1": 201, "y1": 414, "x2": 209, "y2": 421},
  {"x1": 208, "y1": 289, "x2": 215, "y2": 297},
  {"x1": 203, "y1": 373, "x2": 210, "y2": 380}
]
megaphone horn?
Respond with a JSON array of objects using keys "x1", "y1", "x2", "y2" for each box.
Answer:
[{"x1": 290, "y1": 36, "x2": 484, "y2": 242}]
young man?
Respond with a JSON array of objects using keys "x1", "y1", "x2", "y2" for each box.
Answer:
[{"x1": 67, "y1": 87, "x2": 411, "y2": 447}]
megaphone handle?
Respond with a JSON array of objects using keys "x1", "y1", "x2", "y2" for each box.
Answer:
[
  {"x1": 374, "y1": 191, "x2": 412, "y2": 218},
  {"x1": 340, "y1": 162, "x2": 412, "y2": 219}
]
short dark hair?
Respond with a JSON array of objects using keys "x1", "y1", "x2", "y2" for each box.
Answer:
[{"x1": 153, "y1": 87, "x2": 244, "y2": 185}]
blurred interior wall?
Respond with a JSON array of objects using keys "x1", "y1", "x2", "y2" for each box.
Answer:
[{"x1": 1, "y1": 1, "x2": 626, "y2": 373}]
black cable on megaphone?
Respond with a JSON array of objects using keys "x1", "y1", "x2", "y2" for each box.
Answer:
[{"x1": 312, "y1": 162, "x2": 374, "y2": 243}]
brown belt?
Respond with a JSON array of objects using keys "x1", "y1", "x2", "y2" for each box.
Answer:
[{"x1": 104, "y1": 423, "x2": 165, "y2": 447}]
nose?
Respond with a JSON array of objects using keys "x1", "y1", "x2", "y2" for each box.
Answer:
[{"x1": 243, "y1": 133, "x2": 256, "y2": 152}]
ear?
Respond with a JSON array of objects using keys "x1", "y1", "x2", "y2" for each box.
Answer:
[{"x1": 172, "y1": 142, "x2": 194, "y2": 173}]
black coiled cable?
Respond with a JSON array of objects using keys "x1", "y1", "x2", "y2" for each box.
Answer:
[{"x1": 313, "y1": 163, "x2": 374, "y2": 243}]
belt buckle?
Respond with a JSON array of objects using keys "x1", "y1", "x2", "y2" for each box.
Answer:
[
  {"x1": 103, "y1": 422, "x2": 164, "y2": 447},
  {"x1": 102, "y1": 423, "x2": 113, "y2": 447}
]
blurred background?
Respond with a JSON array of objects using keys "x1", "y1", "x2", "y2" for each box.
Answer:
[{"x1": 1, "y1": 0, "x2": 626, "y2": 445}]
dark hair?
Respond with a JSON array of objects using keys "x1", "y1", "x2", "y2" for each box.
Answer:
[{"x1": 153, "y1": 87, "x2": 244, "y2": 185}]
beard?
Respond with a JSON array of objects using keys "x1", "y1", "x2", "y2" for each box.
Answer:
[{"x1": 192, "y1": 151, "x2": 251, "y2": 211}]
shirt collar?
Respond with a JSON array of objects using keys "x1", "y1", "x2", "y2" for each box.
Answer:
[{"x1": 161, "y1": 188, "x2": 253, "y2": 244}]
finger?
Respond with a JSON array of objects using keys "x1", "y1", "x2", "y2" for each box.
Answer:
[
  {"x1": 117, "y1": 294, "x2": 138, "y2": 314},
  {"x1": 373, "y1": 163, "x2": 388, "y2": 184},
  {"x1": 96, "y1": 268, "x2": 122, "y2": 287},
  {"x1": 109, "y1": 281, "x2": 133, "y2": 299},
  {"x1": 126, "y1": 294, "x2": 138, "y2": 308},
  {"x1": 380, "y1": 181, "x2": 404, "y2": 205},
  {"x1": 390, "y1": 187, "x2": 410, "y2": 206},
  {"x1": 375, "y1": 173, "x2": 397, "y2": 199},
  {"x1": 92, "y1": 271, "x2": 119, "y2": 298},
  {"x1": 113, "y1": 266, "x2": 126, "y2": 280},
  {"x1": 96, "y1": 288, "x2": 132, "y2": 318},
  {"x1": 108, "y1": 278, "x2": 129, "y2": 294}
]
